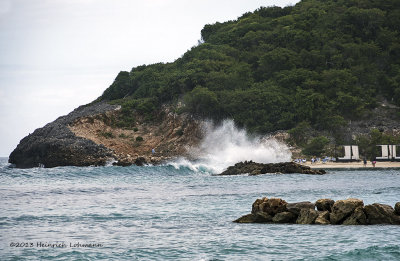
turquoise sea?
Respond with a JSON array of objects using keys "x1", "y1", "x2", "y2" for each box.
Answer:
[{"x1": 1, "y1": 157, "x2": 400, "y2": 260}]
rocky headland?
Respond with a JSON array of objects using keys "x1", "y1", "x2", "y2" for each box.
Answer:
[
  {"x1": 218, "y1": 161, "x2": 326, "y2": 175},
  {"x1": 9, "y1": 102, "x2": 202, "y2": 168},
  {"x1": 235, "y1": 197, "x2": 400, "y2": 225},
  {"x1": 9, "y1": 103, "x2": 118, "y2": 168}
]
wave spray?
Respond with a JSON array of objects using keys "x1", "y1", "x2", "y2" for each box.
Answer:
[{"x1": 168, "y1": 120, "x2": 292, "y2": 173}]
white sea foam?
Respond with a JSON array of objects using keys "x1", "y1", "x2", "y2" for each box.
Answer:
[
  {"x1": 105, "y1": 158, "x2": 117, "y2": 167},
  {"x1": 168, "y1": 120, "x2": 292, "y2": 174}
]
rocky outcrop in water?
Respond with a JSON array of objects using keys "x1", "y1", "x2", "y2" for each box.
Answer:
[
  {"x1": 9, "y1": 102, "x2": 202, "y2": 168},
  {"x1": 9, "y1": 102, "x2": 119, "y2": 168},
  {"x1": 218, "y1": 161, "x2": 326, "y2": 175},
  {"x1": 234, "y1": 197, "x2": 400, "y2": 225}
]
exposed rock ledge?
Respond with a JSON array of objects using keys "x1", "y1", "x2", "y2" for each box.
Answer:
[
  {"x1": 235, "y1": 197, "x2": 400, "y2": 225},
  {"x1": 218, "y1": 161, "x2": 326, "y2": 175}
]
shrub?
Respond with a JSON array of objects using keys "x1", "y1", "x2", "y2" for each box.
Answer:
[
  {"x1": 183, "y1": 86, "x2": 219, "y2": 117},
  {"x1": 302, "y1": 136, "x2": 330, "y2": 156},
  {"x1": 288, "y1": 121, "x2": 311, "y2": 146},
  {"x1": 118, "y1": 133, "x2": 128, "y2": 138},
  {"x1": 100, "y1": 131, "x2": 115, "y2": 139},
  {"x1": 176, "y1": 128, "x2": 184, "y2": 136},
  {"x1": 136, "y1": 136, "x2": 144, "y2": 142}
]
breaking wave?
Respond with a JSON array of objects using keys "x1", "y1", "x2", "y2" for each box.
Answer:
[{"x1": 168, "y1": 120, "x2": 291, "y2": 174}]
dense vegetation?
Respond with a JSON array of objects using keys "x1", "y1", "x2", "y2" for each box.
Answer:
[{"x1": 99, "y1": 0, "x2": 400, "y2": 154}]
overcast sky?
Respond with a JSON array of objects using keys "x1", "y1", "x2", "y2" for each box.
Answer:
[{"x1": 0, "y1": 0, "x2": 299, "y2": 157}]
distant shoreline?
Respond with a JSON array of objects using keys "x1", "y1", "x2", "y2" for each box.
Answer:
[{"x1": 305, "y1": 161, "x2": 400, "y2": 169}]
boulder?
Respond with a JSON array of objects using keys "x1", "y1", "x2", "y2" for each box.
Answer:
[
  {"x1": 364, "y1": 203, "x2": 400, "y2": 225},
  {"x1": 330, "y1": 198, "x2": 364, "y2": 224},
  {"x1": 395, "y1": 202, "x2": 400, "y2": 215},
  {"x1": 342, "y1": 207, "x2": 368, "y2": 225},
  {"x1": 272, "y1": 212, "x2": 297, "y2": 223},
  {"x1": 251, "y1": 197, "x2": 287, "y2": 218},
  {"x1": 315, "y1": 199, "x2": 335, "y2": 212},
  {"x1": 315, "y1": 211, "x2": 330, "y2": 225},
  {"x1": 287, "y1": 201, "x2": 315, "y2": 215},
  {"x1": 134, "y1": 157, "x2": 147, "y2": 166},
  {"x1": 252, "y1": 198, "x2": 266, "y2": 214},
  {"x1": 258, "y1": 198, "x2": 288, "y2": 216},
  {"x1": 296, "y1": 209, "x2": 319, "y2": 224}
]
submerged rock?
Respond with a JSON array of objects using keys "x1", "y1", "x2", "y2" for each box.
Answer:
[
  {"x1": 218, "y1": 161, "x2": 326, "y2": 176},
  {"x1": 235, "y1": 197, "x2": 400, "y2": 225}
]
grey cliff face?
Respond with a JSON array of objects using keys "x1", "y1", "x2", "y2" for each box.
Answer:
[{"x1": 9, "y1": 102, "x2": 119, "y2": 168}]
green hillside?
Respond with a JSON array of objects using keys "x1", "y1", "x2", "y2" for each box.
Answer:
[{"x1": 99, "y1": 0, "x2": 400, "y2": 137}]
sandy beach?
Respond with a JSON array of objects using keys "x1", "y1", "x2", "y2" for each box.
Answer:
[{"x1": 305, "y1": 161, "x2": 400, "y2": 169}]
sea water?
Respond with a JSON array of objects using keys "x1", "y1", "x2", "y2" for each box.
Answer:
[{"x1": 1, "y1": 157, "x2": 400, "y2": 260}]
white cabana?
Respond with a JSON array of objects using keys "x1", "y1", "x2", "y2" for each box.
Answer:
[
  {"x1": 393, "y1": 145, "x2": 400, "y2": 159},
  {"x1": 338, "y1": 145, "x2": 359, "y2": 161},
  {"x1": 338, "y1": 145, "x2": 351, "y2": 160},
  {"x1": 351, "y1": 145, "x2": 360, "y2": 160},
  {"x1": 377, "y1": 145, "x2": 400, "y2": 160},
  {"x1": 388, "y1": 145, "x2": 400, "y2": 159}
]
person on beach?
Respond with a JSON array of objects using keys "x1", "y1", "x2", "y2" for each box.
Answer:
[
  {"x1": 152, "y1": 148, "x2": 155, "y2": 155},
  {"x1": 372, "y1": 160, "x2": 376, "y2": 167},
  {"x1": 363, "y1": 158, "x2": 367, "y2": 167}
]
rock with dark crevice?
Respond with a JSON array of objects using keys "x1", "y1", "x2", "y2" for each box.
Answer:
[
  {"x1": 296, "y1": 208, "x2": 319, "y2": 224},
  {"x1": 342, "y1": 207, "x2": 368, "y2": 225},
  {"x1": 316, "y1": 199, "x2": 335, "y2": 212},
  {"x1": 315, "y1": 211, "x2": 330, "y2": 225}
]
